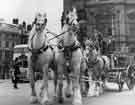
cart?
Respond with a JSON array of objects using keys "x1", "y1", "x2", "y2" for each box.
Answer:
[{"x1": 105, "y1": 53, "x2": 135, "y2": 91}]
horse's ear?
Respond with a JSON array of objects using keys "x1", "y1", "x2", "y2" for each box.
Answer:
[
  {"x1": 44, "y1": 18, "x2": 47, "y2": 24},
  {"x1": 33, "y1": 18, "x2": 37, "y2": 24},
  {"x1": 77, "y1": 18, "x2": 79, "y2": 22},
  {"x1": 66, "y1": 17, "x2": 69, "y2": 24}
]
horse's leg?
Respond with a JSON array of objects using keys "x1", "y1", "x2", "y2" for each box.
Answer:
[
  {"x1": 99, "y1": 71, "x2": 105, "y2": 94},
  {"x1": 72, "y1": 64, "x2": 82, "y2": 105},
  {"x1": 65, "y1": 69, "x2": 73, "y2": 98},
  {"x1": 53, "y1": 67, "x2": 58, "y2": 98},
  {"x1": 95, "y1": 73, "x2": 101, "y2": 96},
  {"x1": 87, "y1": 70, "x2": 95, "y2": 97},
  {"x1": 29, "y1": 62, "x2": 38, "y2": 103},
  {"x1": 39, "y1": 64, "x2": 50, "y2": 105},
  {"x1": 85, "y1": 69, "x2": 89, "y2": 95},
  {"x1": 80, "y1": 69, "x2": 87, "y2": 97},
  {"x1": 50, "y1": 56, "x2": 57, "y2": 98},
  {"x1": 57, "y1": 65, "x2": 64, "y2": 103},
  {"x1": 92, "y1": 71, "x2": 98, "y2": 96}
]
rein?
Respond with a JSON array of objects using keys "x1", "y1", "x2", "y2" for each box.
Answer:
[
  {"x1": 47, "y1": 29, "x2": 71, "y2": 42},
  {"x1": 46, "y1": 28, "x2": 61, "y2": 39},
  {"x1": 47, "y1": 24, "x2": 78, "y2": 43}
]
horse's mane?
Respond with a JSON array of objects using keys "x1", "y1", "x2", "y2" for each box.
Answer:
[{"x1": 62, "y1": 24, "x2": 69, "y2": 32}]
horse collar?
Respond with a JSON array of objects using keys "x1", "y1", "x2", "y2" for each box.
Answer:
[
  {"x1": 88, "y1": 57, "x2": 99, "y2": 67},
  {"x1": 28, "y1": 45, "x2": 49, "y2": 55}
]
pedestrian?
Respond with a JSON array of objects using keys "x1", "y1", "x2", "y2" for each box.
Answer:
[{"x1": 12, "y1": 58, "x2": 20, "y2": 89}]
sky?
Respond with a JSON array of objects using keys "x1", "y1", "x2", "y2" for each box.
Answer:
[{"x1": 0, "y1": 0, "x2": 63, "y2": 33}]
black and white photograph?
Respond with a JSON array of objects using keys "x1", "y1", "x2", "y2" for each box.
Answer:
[{"x1": 0, "y1": 0, "x2": 135, "y2": 105}]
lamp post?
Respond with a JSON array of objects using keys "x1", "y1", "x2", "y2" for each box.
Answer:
[{"x1": 116, "y1": 10, "x2": 120, "y2": 51}]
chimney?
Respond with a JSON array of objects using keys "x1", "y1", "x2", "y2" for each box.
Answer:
[
  {"x1": 12, "y1": 18, "x2": 19, "y2": 24},
  {"x1": 27, "y1": 24, "x2": 32, "y2": 31}
]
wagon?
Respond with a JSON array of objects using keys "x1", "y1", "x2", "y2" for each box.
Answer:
[{"x1": 105, "y1": 52, "x2": 135, "y2": 91}]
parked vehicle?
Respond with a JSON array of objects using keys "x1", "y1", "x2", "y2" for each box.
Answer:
[{"x1": 12, "y1": 44, "x2": 29, "y2": 83}]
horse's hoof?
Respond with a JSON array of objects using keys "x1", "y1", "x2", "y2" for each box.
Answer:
[
  {"x1": 41, "y1": 100, "x2": 52, "y2": 105},
  {"x1": 81, "y1": 91, "x2": 88, "y2": 97},
  {"x1": 73, "y1": 96, "x2": 82, "y2": 105},
  {"x1": 30, "y1": 96, "x2": 38, "y2": 104},
  {"x1": 65, "y1": 93, "x2": 72, "y2": 98},
  {"x1": 58, "y1": 97, "x2": 64, "y2": 103},
  {"x1": 41, "y1": 97, "x2": 52, "y2": 105},
  {"x1": 65, "y1": 86, "x2": 73, "y2": 98},
  {"x1": 52, "y1": 96, "x2": 57, "y2": 102},
  {"x1": 72, "y1": 101, "x2": 82, "y2": 105}
]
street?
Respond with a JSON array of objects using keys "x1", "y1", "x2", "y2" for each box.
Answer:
[{"x1": 0, "y1": 80, "x2": 135, "y2": 105}]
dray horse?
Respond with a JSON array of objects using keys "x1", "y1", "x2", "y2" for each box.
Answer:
[
  {"x1": 55, "y1": 9, "x2": 86, "y2": 105},
  {"x1": 28, "y1": 12, "x2": 55, "y2": 105},
  {"x1": 84, "y1": 39, "x2": 110, "y2": 96}
]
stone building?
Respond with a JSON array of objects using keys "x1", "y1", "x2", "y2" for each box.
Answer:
[
  {"x1": 63, "y1": 0, "x2": 135, "y2": 52},
  {"x1": 0, "y1": 23, "x2": 24, "y2": 79}
]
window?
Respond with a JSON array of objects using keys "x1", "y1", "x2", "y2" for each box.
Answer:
[
  {"x1": 14, "y1": 47, "x2": 28, "y2": 53},
  {"x1": 129, "y1": 23, "x2": 135, "y2": 36},
  {"x1": 12, "y1": 42, "x2": 15, "y2": 47},
  {"x1": 5, "y1": 51, "x2": 10, "y2": 58},
  {"x1": 0, "y1": 51, "x2": 2, "y2": 59},
  {"x1": 6, "y1": 41, "x2": 9, "y2": 48}
]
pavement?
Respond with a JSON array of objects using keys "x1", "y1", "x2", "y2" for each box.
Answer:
[
  {"x1": 0, "y1": 79, "x2": 135, "y2": 105},
  {"x1": 0, "y1": 79, "x2": 10, "y2": 83}
]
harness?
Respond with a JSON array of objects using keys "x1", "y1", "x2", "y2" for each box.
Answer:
[
  {"x1": 87, "y1": 57, "x2": 99, "y2": 69},
  {"x1": 28, "y1": 28, "x2": 54, "y2": 64},
  {"x1": 58, "y1": 41, "x2": 80, "y2": 72},
  {"x1": 64, "y1": 42, "x2": 80, "y2": 56},
  {"x1": 28, "y1": 45, "x2": 50, "y2": 55},
  {"x1": 28, "y1": 28, "x2": 50, "y2": 54}
]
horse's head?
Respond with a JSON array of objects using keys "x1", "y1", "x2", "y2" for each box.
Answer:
[
  {"x1": 28, "y1": 12, "x2": 48, "y2": 53},
  {"x1": 34, "y1": 12, "x2": 47, "y2": 32},
  {"x1": 85, "y1": 39, "x2": 98, "y2": 63},
  {"x1": 65, "y1": 8, "x2": 79, "y2": 29},
  {"x1": 85, "y1": 40, "x2": 95, "y2": 54}
]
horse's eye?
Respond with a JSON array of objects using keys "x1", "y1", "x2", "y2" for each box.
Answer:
[
  {"x1": 36, "y1": 23, "x2": 40, "y2": 26},
  {"x1": 72, "y1": 24, "x2": 75, "y2": 26},
  {"x1": 89, "y1": 45, "x2": 93, "y2": 48}
]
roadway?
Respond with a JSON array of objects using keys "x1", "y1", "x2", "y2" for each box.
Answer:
[{"x1": 0, "y1": 80, "x2": 135, "y2": 105}]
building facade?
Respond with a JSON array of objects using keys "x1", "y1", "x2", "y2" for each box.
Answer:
[
  {"x1": 63, "y1": 0, "x2": 135, "y2": 52},
  {"x1": 0, "y1": 23, "x2": 26, "y2": 79}
]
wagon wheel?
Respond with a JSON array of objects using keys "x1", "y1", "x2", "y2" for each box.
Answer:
[
  {"x1": 126, "y1": 65, "x2": 135, "y2": 90},
  {"x1": 126, "y1": 77, "x2": 134, "y2": 90},
  {"x1": 118, "y1": 72, "x2": 124, "y2": 92},
  {"x1": 118, "y1": 82, "x2": 124, "y2": 92}
]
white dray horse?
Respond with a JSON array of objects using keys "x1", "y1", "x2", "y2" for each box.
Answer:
[
  {"x1": 55, "y1": 9, "x2": 83, "y2": 105},
  {"x1": 28, "y1": 12, "x2": 54, "y2": 105}
]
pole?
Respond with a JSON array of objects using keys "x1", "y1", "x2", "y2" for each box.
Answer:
[{"x1": 112, "y1": 14, "x2": 115, "y2": 36}]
